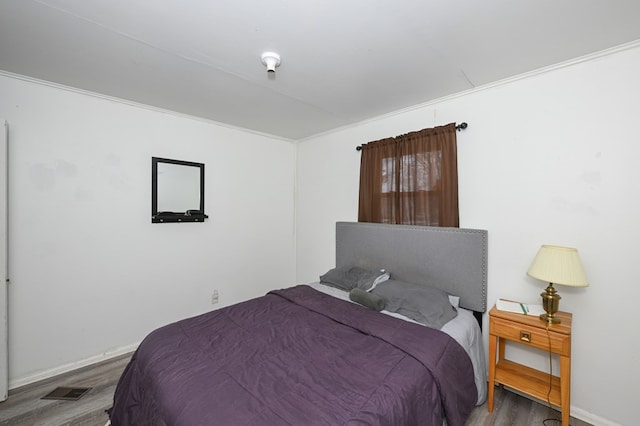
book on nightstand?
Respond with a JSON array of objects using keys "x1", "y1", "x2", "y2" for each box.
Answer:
[{"x1": 496, "y1": 298, "x2": 545, "y2": 316}]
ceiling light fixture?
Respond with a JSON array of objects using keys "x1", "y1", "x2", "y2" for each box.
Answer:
[{"x1": 261, "y1": 52, "x2": 281, "y2": 73}]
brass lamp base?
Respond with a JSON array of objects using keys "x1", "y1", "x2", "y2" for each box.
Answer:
[
  {"x1": 540, "y1": 313, "x2": 561, "y2": 324},
  {"x1": 540, "y1": 282, "x2": 562, "y2": 324}
]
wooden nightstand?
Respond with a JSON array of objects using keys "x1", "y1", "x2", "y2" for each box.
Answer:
[{"x1": 487, "y1": 305, "x2": 572, "y2": 426}]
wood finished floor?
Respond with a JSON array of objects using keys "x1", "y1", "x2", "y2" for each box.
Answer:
[{"x1": 0, "y1": 353, "x2": 593, "y2": 426}]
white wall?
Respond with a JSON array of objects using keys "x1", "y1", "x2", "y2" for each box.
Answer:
[
  {"x1": 296, "y1": 44, "x2": 640, "y2": 426},
  {"x1": 0, "y1": 74, "x2": 297, "y2": 387}
]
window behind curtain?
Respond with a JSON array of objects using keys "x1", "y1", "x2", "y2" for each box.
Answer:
[{"x1": 358, "y1": 123, "x2": 459, "y2": 227}]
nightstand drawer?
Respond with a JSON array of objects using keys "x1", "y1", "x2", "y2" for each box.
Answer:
[{"x1": 491, "y1": 317, "x2": 570, "y2": 356}]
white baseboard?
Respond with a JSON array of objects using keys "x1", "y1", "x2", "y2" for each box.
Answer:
[
  {"x1": 571, "y1": 406, "x2": 622, "y2": 426},
  {"x1": 8, "y1": 342, "x2": 139, "y2": 390}
]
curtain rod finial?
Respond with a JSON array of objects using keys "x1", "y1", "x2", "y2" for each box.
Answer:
[{"x1": 456, "y1": 122, "x2": 468, "y2": 131}]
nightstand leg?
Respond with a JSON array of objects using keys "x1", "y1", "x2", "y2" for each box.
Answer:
[
  {"x1": 487, "y1": 333, "x2": 497, "y2": 412},
  {"x1": 560, "y1": 355, "x2": 571, "y2": 426}
]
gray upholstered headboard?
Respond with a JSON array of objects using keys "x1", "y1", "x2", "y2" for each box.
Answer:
[{"x1": 336, "y1": 222, "x2": 488, "y2": 313}]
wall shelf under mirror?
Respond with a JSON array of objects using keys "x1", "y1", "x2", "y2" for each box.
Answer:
[{"x1": 151, "y1": 157, "x2": 208, "y2": 223}]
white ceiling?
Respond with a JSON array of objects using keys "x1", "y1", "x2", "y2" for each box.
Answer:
[{"x1": 2, "y1": 1, "x2": 640, "y2": 140}]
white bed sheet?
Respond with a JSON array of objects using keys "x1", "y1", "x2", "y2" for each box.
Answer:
[{"x1": 309, "y1": 282, "x2": 487, "y2": 405}]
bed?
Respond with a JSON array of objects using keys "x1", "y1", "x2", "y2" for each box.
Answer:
[{"x1": 108, "y1": 222, "x2": 488, "y2": 426}]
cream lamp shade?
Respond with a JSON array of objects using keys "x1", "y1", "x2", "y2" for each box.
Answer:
[
  {"x1": 527, "y1": 245, "x2": 588, "y2": 287},
  {"x1": 526, "y1": 245, "x2": 588, "y2": 323}
]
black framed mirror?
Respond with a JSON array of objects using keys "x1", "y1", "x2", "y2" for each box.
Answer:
[{"x1": 152, "y1": 157, "x2": 208, "y2": 223}]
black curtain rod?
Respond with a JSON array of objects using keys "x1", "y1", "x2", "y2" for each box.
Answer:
[{"x1": 355, "y1": 122, "x2": 468, "y2": 151}]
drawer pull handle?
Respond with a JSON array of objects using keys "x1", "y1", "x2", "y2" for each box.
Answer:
[{"x1": 520, "y1": 331, "x2": 531, "y2": 342}]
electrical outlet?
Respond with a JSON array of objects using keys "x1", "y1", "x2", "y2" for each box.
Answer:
[{"x1": 211, "y1": 290, "x2": 219, "y2": 304}]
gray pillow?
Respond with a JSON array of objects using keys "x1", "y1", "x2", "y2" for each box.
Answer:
[
  {"x1": 372, "y1": 279, "x2": 457, "y2": 329},
  {"x1": 349, "y1": 288, "x2": 386, "y2": 311},
  {"x1": 320, "y1": 265, "x2": 386, "y2": 291}
]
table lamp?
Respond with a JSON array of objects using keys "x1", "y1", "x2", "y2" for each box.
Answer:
[{"x1": 526, "y1": 245, "x2": 588, "y2": 324}]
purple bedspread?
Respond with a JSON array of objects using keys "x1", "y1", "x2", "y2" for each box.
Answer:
[{"x1": 109, "y1": 285, "x2": 476, "y2": 425}]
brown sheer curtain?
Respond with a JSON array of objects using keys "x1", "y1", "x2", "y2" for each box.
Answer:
[{"x1": 358, "y1": 123, "x2": 459, "y2": 227}]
